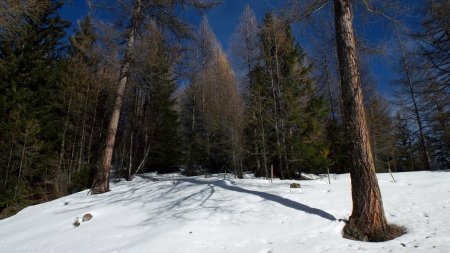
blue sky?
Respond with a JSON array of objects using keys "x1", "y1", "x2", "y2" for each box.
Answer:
[{"x1": 60, "y1": 0, "x2": 423, "y2": 98}]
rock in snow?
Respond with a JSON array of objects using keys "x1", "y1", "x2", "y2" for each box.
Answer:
[{"x1": 82, "y1": 213, "x2": 93, "y2": 222}]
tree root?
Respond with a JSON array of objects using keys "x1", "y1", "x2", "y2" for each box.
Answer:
[{"x1": 343, "y1": 221, "x2": 406, "y2": 242}]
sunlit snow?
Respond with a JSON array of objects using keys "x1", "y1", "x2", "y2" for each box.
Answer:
[{"x1": 1, "y1": 171, "x2": 449, "y2": 253}]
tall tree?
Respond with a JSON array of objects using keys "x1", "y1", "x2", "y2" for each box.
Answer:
[
  {"x1": 95, "y1": 0, "x2": 218, "y2": 193},
  {"x1": 230, "y1": 5, "x2": 262, "y2": 176},
  {"x1": 230, "y1": 4, "x2": 260, "y2": 95},
  {"x1": 415, "y1": 0, "x2": 449, "y2": 169},
  {"x1": 59, "y1": 16, "x2": 106, "y2": 193},
  {"x1": 124, "y1": 21, "x2": 182, "y2": 178},
  {"x1": 96, "y1": 0, "x2": 142, "y2": 193},
  {"x1": 395, "y1": 27, "x2": 432, "y2": 170},
  {"x1": 245, "y1": 13, "x2": 328, "y2": 178},
  {"x1": 333, "y1": 0, "x2": 401, "y2": 241},
  {"x1": 0, "y1": 0, "x2": 70, "y2": 217},
  {"x1": 182, "y1": 17, "x2": 243, "y2": 176}
]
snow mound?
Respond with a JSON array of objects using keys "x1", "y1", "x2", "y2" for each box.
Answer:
[{"x1": 1, "y1": 171, "x2": 449, "y2": 253}]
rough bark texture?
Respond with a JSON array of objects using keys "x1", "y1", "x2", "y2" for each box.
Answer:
[
  {"x1": 95, "y1": 0, "x2": 142, "y2": 194},
  {"x1": 333, "y1": 0, "x2": 402, "y2": 241}
]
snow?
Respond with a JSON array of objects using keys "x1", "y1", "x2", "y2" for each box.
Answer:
[{"x1": 1, "y1": 171, "x2": 450, "y2": 253}]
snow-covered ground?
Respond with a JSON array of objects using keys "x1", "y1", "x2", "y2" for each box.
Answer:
[{"x1": 1, "y1": 171, "x2": 449, "y2": 253}]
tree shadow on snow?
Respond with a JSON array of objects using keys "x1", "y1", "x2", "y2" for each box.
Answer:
[{"x1": 179, "y1": 178, "x2": 337, "y2": 221}]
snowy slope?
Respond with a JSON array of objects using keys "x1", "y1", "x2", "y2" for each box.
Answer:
[{"x1": 1, "y1": 171, "x2": 449, "y2": 253}]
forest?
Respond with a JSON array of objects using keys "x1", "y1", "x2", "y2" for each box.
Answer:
[{"x1": 0, "y1": 0, "x2": 448, "y2": 241}]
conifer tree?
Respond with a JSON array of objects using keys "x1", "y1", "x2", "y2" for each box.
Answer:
[
  {"x1": 59, "y1": 16, "x2": 104, "y2": 193},
  {"x1": 124, "y1": 21, "x2": 182, "y2": 177},
  {"x1": 246, "y1": 13, "x2": 328, "y2": 178},
  {"x1": 0, "y1": 0, "x2": 70, "y2": 216}
]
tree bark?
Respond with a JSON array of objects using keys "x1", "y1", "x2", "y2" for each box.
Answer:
[
  {"x1": 333, "y1": 0, "x2": 394, "y2": 241},
  {"x1": 95, "y1": 0, "x2": 142, "y2": 193}
]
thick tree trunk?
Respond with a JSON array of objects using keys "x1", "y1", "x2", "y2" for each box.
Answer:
[
  {"x1": 95, "y1": 0, "x2": 142, "y2": 193},
  {"x1": 333, "y1": 0, "x2": 399, "y2": 241}
]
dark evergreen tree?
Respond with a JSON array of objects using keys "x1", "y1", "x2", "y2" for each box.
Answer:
[
  {"x1": 0, "y1": 0, "x2": 70, "y2": 217},
  {"x1": 61, "y1": 16, "x2": 104, "y2": 193},
  {"x1": 134, "y1": 23, "x2": 182, "y2": 174},
  {"x1": 245, "y1": 13, "x2": 329, "y2": 178},
  {"x1": 393, "y1": 111, "x2": 418, "y2": 171}
]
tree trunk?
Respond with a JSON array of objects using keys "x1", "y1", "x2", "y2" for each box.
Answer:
[
  {"x1": 87, "y1": 85, "x2": 100, "y2": 165},
  {"x1": 15, "y1": 126, "x2": 29, "y2": 200},
  {"x1": 78, "y1": 79, "x2": 91, "y2": 172},
  {"x1": 95, "y1": 0, "x2": 142, "y2": 193},
  {"x1": 333, "y1": 0, "x2": 398, "y2": 241}
]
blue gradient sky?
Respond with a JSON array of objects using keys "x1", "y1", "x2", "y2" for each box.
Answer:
[{"x1": 60, "y1": 0, "x2": 423, "y2": 98}]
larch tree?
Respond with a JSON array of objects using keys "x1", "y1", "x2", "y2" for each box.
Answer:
[
  {"x1": 95, "y1": 0, "x2": 143, "y2": 193},
  {"x1": 230, "y1": 4, "x2": 260, "y2": 96},
  {"x1": 95, "y1": 0, "x2": 219, "y2": 193},
  {"x1": 394, "y1": 27, "x2": 432, "y2": 170},
  {"x1": 333, "y1": 0, "x2": 403, "y2": 241},
  {"x1": 229, "y1": 5, "x2": 262, "y2": 175},
  {"x1": 182, "y1": 16, "x2": 243, "y2": 177},
  {"x1": 415, "y1": 0, "x2": 449, "y2": 169}
]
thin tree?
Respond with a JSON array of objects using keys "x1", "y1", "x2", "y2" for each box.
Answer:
[
  {"x1": 95, "y1": 0, "x2": 143, "y2": 193},
  {"x1": 395, "y1": 26, "x2": 431, "y2": 170}
]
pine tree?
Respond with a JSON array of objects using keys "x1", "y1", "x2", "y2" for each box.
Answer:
[
  {"x1": 0, "y1": 0, "x2": 70, "y2": 217},
  {"x1": 246, "y1": 13, "x2": 328, "y2": 178},
  {"x1": 60, "y1": 16, "x2": 103, "y2": 193},
  {"x1": 129, "y1": 22, "x2": 182, "y2": 176}
]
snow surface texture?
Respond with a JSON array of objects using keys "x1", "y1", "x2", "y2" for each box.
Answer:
[{"x1": 1, "y1": 171, "x2": 449, "y2": 253}]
